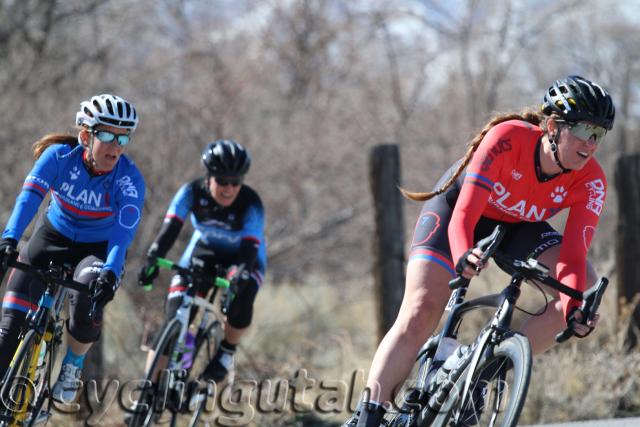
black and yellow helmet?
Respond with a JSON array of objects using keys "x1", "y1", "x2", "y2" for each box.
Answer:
[{"x1": 541, "y1": 75, "x2": 615, "y2": 130}]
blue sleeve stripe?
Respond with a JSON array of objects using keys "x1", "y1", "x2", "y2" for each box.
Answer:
[
  {"x1": 467, "y1": 180, "x2": 493, "y2": 193},
  {"x1": 465, "y1": 173, "x2": 494, "y2": 187},
  {"x1": 409, "y1": 253, "x2": 456, "y2": 277}
]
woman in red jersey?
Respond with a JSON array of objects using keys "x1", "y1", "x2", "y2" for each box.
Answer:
[{"x1": 345, "y1": 75, "x2": 615, "y2": 427}]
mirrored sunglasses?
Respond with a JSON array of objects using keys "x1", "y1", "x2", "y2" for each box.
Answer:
[
  {"x1": 92, "y1": 130, "x2": 131, "y2": 146},
  {"x1": 564, "y1": 122, "x2": 607, "y2": 145},
  {"x1": 214, "y1": 176, "x2": 243, "y2": 187}
]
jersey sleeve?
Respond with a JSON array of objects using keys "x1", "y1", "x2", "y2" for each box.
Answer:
[
  {"x1": 236, "y1": 198, "x2": 265, "y2": 268},
  {"x1": 448, "y1": 124, "x2": 513, "y2": 264},
  {"x1": 557, "y1": 175, "x2": 606, "y2": 318},
  {"x1": 150, "y1": 183, "x2": 194, "y2": 257},
  {"x1": 165, "y1": 183, "x2": 193, "y2": 223},
  {"x1": 102, "y1": 168, "x2": 146, "y2": 275},
  {"x1": 2, "y1": 146, "x2": 60, "y2": 240}
]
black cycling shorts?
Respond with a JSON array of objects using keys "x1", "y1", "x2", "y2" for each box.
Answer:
[
  {"x1": 409, "y1": 164, "x2": 562, "y2": 277},
  {"x1": 0, "y1": 216, "x2": 108, "y2": 376},
  {"x1": 164, "y1": 242, "x2": 261, "y2": 330}
]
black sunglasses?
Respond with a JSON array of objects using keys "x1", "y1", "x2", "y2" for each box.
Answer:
[{"x1": 214, "y1": 176, "x2": 243, "y2": 187}]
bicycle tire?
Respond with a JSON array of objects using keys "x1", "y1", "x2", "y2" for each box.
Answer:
[
  {"x1": 25, "y1": 333, "x2": 56, "y2": 427},
  {"x1": 186, "y1": 320, "x2": 223, "y2": 427},
  {"x1": 431, "y1": 333, "x2": 531, "y2": 427},
  {"x1": 128, "y1": 318, "x2": 182, "y2": 427},
  {"x1": 0, "y1": 330, "x2": 40, "y2": 427}
]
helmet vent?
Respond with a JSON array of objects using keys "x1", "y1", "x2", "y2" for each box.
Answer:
[{"x1": 105, "y1": 99, "x2": 115, "y2": 115}]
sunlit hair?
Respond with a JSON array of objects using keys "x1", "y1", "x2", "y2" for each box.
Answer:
[
  {"x1": 32, "y1": 134, "x2": 79, "y2": 159},
  {"x1": 401, "y1": 109, "x2": 546, "y2": 202}
]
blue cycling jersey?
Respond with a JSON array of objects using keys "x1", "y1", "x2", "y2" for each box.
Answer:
[
  {"x1": 164, "y1": 178, "x2": 266, "y2": 273},
  {"x1": 2, "y1": 144, "x2": 145, "y2": 275}
]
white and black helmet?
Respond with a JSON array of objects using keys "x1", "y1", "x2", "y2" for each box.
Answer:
[
  {"x1": 76, "y1": 94, "x2": 138, "y2": 130},
  {"x1": 202, "y1": 140, "x2": 251, "y2": 177}
]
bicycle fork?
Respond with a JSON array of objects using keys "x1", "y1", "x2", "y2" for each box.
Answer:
[{"x1": 417, "y1": 327, "x2": 493, "y2": 425}]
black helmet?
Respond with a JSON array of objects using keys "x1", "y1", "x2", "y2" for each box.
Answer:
[
  {"x1": 541, "y1": 75, "x2": 615, "y2": 130},
  {"x1": 202, "y1": 140, "x2": 251, "y2": 177}
]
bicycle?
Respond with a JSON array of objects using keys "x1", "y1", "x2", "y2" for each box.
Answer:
[
  {"x1": 384, "y1": 225, "x2": 608, "y2": 427},
  {"x1": 0, "y1": 257, "x2": 92, "y2": 427},
  {"x1": 126, "y1": 256, "x2": 232, "y2": 427}
]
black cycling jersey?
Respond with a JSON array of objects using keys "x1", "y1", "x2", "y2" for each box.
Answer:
[{"x1": 151, "y1": 178, "x2": 266, "y2": 279}]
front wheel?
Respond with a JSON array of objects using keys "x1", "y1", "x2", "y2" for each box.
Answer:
[
  {"x1": 127, "y1": 318, "x2": 182, "y2": 427},
  {"x1": 186, "y1": 320, "x2": 224, "y2": 427},
  {"x1": 432, "y1": 333, "x2": 531, "y2": 427},
  {"x1": 0, "y1": 330, "x2": 40, "y2": 426}
]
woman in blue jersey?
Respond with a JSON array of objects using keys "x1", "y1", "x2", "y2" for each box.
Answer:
[
  {"x1": 0, "y1": 94, "x2": 145, "y2": 403},
  {"x1": 138, "y1": 139, "x2": 266, "y2": 383}
]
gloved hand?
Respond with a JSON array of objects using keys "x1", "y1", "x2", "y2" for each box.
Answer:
[
  {"x1": 0, "y1": 238, "x2": 18, "y2": 271},
  {"x1": 137, "y1": 256, "x2": 159, "y2": 287},
  {"x1": 226, "y1": 264, "x2": 248, "y2": 285},
  {"x1": 221, "y1": 265, "x2": 246, "y2": 314},
  {"x1": 455, "y1": 247, "x2": 487, "y2": 279},
  {"x1": 90, "y1": 269, "x2": 119, "y2": 307},
  {"x1": 565, "y1": 307, "x2": 598, "y2": 338}
]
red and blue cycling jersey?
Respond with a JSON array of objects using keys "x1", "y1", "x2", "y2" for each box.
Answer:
[
  {"x1": 2, "y1": 144, "x2": 145, "y2": 275},
  {"x1": 449, "y1": 120, "x2": 606, "y2": 315}
]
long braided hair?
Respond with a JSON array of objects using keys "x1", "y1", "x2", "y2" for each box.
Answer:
[{"x1": 401, "y1": 109, "x2": 545, "y2": 201}]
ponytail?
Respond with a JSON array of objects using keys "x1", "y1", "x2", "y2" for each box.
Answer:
[
  {"x1": 32, "y1": 134, "x2": 79, "y2": 159},
  {"x1": 401, "y1": 109, "x2": 543, "y2": 201}
]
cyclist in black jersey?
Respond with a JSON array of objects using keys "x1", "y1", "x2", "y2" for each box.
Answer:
[{"x1": 138, "y1": 139, "x2": 266, "y2": 383}]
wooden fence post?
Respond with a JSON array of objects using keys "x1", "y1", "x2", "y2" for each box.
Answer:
[
  {"x1": 614, "y1": 153, "x2": 640, "y2": 349},
  {"x1": 369, "y1": 144, "x2": 406, "y2": 343}
]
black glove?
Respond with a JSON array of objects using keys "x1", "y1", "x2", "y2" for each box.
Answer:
[
  {"x1": 565, "y1": 307, "x2": 594, "y2": 339},
  {"x1": 90, "y1": 269, "x2": 119, "y2": 307},
  {"x1": 227, "y1": 264, "x2": 249, "y2": 286},
  {"x1": 455, "y1": 248, "x2": 478, "y2": 275},
  {"x1": 221, "y1": 265, "x2": 246, "y2": 314},
  {"x1": 0, "y1": 238, "x2": 18, "y2": 271},
  {"x1": 137, "y1": 256, "x2": 159, "y2": 287}
]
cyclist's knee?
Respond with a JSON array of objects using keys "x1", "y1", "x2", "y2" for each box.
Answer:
[
  {"x1": 73, "y1": 256, "x2": 104, "y2": 284},
  {"x1": 226, "y1": 277, "x2": 259, "y2": 329},
  {"x1": 391, "y1": 302, "x2": 442, "y2": 346}
]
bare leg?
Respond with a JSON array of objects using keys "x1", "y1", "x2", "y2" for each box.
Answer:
[
  {"x1": 223, "y1": 323, "x2": 247, "y2": 346},
  {"x1": 364, "y1": 260, "x2": 452, "y2": 404},
  {"x1": 520, "y1": 245, "x2": 598, "y2": 355},
  {"x1": 144, "y1": 351, "x2": 167, "y2": 382},
  {"x1": 68, "y1": 335, "x2": 91, "y2": 356}
]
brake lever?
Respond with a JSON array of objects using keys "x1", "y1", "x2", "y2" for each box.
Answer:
[
  {"x1": 449, "y1": 225, "x2": 506, "y2": 290},
  {"x1": 88, "y1": 280, "x2": 100, "y2": 321},
  {"x1": 555, "y1": 277, "x2": 608, "y2": 343}
]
